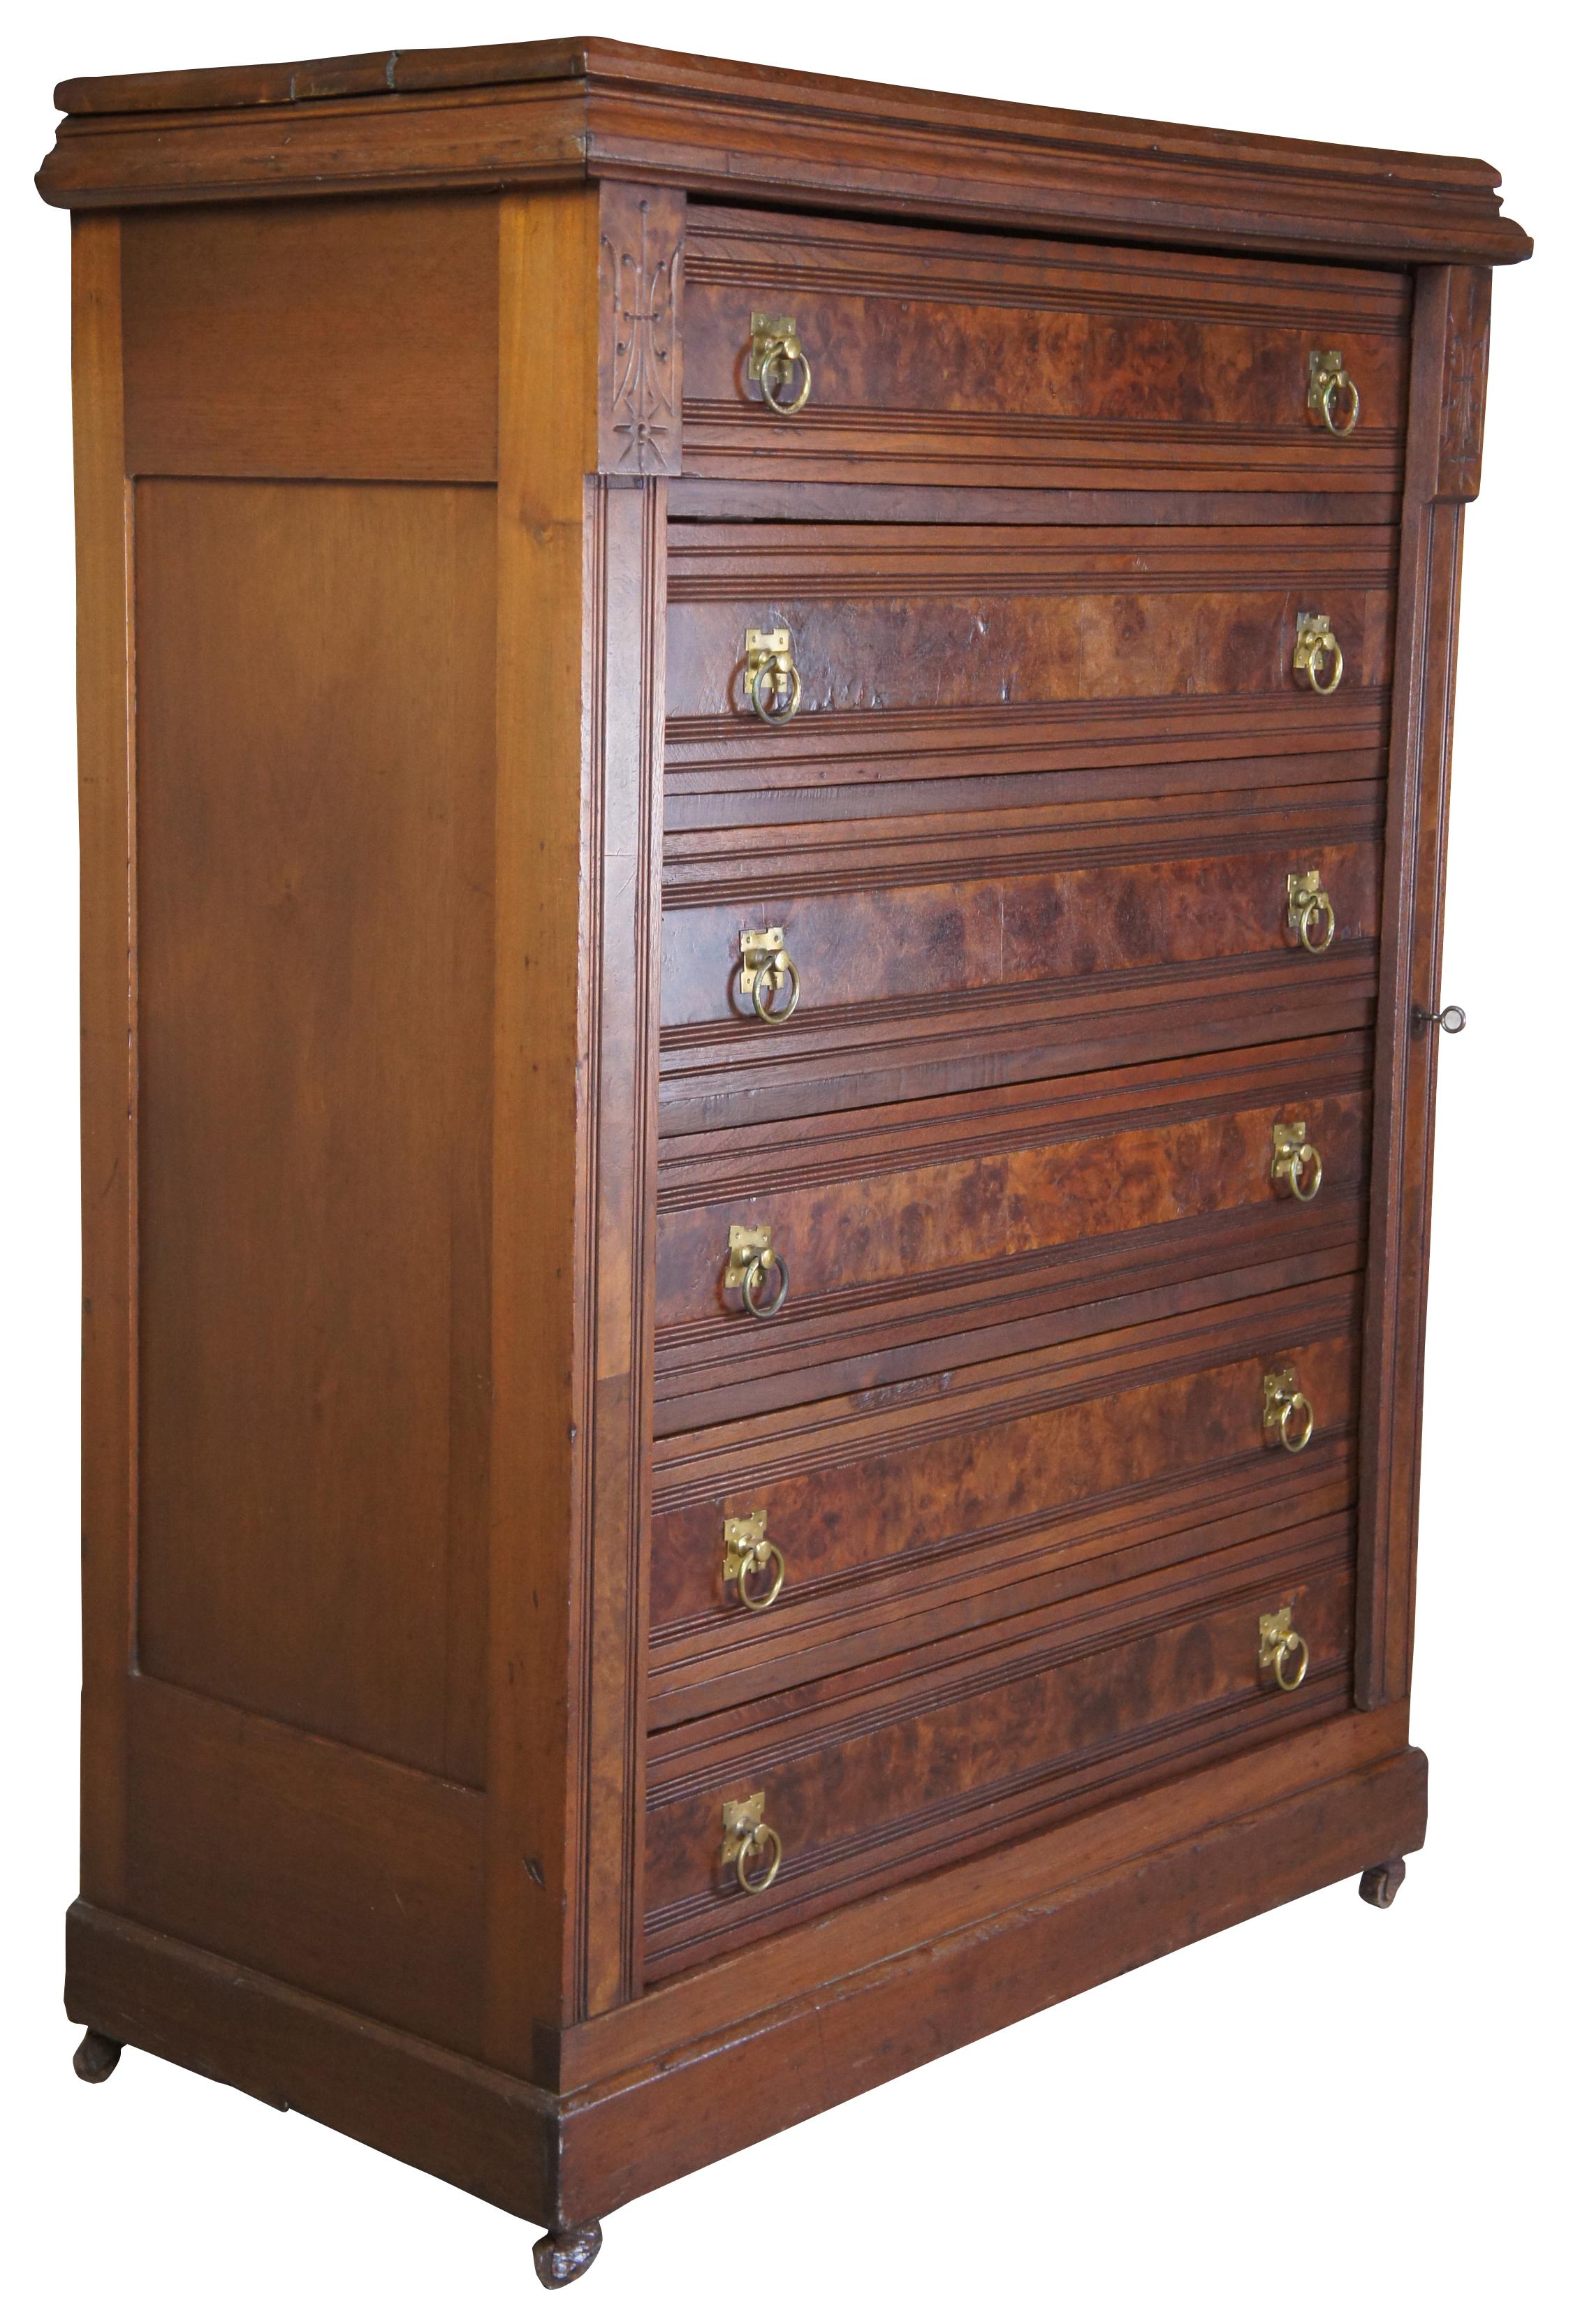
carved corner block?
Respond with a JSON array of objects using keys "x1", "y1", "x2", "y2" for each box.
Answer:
[
  {"x1": 1434, "y1": 265, "x2": 1493, "y2": 503},
  {"x1": 597, "y1": 182, "x2": 685, "y2": 477}
]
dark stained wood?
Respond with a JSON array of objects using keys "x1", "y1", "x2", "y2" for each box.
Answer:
[
  {"x1": 71, "y1": 212, "x2": 133, "y2": 1918},
  {"x1": 1355, "y1": 267, "x2": 1489, "y2": 1707},
  {"x1": 121, "y1": 199, "x2": 499, "y2": 483},
  {"x1": 39, "y1": 41, "x2": 1531, "y2": 274},
  {"x1": 72, "y1": 2029, "x2": 123, "y2": 2082},
  {"x1": 45, "y1": 32, "x2": 1516, "y2": 2276},
  {"x1": 133, "y1": 477, "x2": 495, "y2": 1784},
  {"x1": 684, "y1": 208, "x2": 1408, "y2": 494}
]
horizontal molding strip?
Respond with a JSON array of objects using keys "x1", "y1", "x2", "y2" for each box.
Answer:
[
  {"x1": 680, "y1": 402, "x2": 1405, "y2": 461},
  {"x1": 657, "y1": 1032, "x2": 1372, "y2": 1206},
  {"x1": 667, "y1": 521, "x2": 1400, "y2": 587},
  {"x1": 653, "y1": 1273, "x2": 1361, "y2": 1502}
]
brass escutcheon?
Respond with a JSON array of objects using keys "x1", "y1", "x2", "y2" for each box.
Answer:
[
  {"x1": 722, "y1": 1791, "x2": 783, "y2": 1893},
  {"x1": 722, "y1": 1510, "x2": 787, "y2": 1612},
  {"x1": 1293, "y1": 610, "x2": 1345, "y2": 696},
  {"x1": 1271, "y1": 1119, "x2": 1323, "y2": 1204},
  {"x1": 724, "y1": 1223, "x2": 791, "y2": 1319},
  {"x1": 745, "y1": 626, "x2": 803, "y2": 725},
  {"x1": 1308, "y1": 347, "x2": 1361, "y2": 437},
  {"x1": 1263, "y1": 1364, "x2": 1315, "y2": 1454},
  {"x1": 748, "y1": 312, "x2": 813, "y2": 415},
  {"x1": 1287, "y1": 867, "x2": 1336, "y2": 956},
  {"x1": 1258, "y1": 1603, "x2": 1311, "y2": 1692},
  {"x1": 739, "y1": 926, "x2": 801, "y2": 1024}
]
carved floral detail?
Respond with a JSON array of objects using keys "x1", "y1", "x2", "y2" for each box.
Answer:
[{"x1": 601, "y1": 201, "x2": 682, "y2": 474}]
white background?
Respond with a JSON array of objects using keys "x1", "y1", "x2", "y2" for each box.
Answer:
[{"x1": 4, "y1": 5, "x2": 1574, "y2": 2318}]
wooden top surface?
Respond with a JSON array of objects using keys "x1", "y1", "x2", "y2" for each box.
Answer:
[{"x1": 38, "y1": 35, "x2": 1530, "y2": 264}]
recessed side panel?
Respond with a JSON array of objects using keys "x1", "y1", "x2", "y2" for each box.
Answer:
[{"x1": 133, "y1": 477, "x2": 495, "y2": 1784}]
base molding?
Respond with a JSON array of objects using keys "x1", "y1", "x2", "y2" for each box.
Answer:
[{"x1": 67, "y1": 1740, "x2": 1426, "y2": 2230}]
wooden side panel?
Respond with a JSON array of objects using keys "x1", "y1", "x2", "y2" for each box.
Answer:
[
  {"x1": 1356, "y1": 267, "x2": 1491, "y2": 1705},
  {"x1": 133, "y1": 478, "x2": 495, "y2": 1786},
  {"x1": 121, "y1": 198, "x2": 499, "y2": 482},
  {"x1": 122, "y1": 1677, "x2": 485, "y2": 2054},
  {"x1": 73, "y1": 214, "x2": 134, "y2": 1911}
]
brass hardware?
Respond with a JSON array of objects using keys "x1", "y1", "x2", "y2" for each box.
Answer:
[
  {"x1": 739, "y1": 927, "x2": 801, "y2": 1024},
  {"x1": 748, "y1": 313, "x2": 813, "y2": 416},
  {"x1": 1258, "y1": 1604, "x2": 1311, "y2": 1692},
  {"x1": 1293, "y1": 610, "x2": 1345, "y2": 696},
  {"x1": 722, "y1": 1511, "x2": 787, "y2": 1612},
  {"x1": 1287, "y1": 867, "x2": 1336, "y2": 956},
  {"x1": 724, "y1": 1223, "x2": 791, "y2": 1319},
  {"x1": 1262, "y1": 1365, "x2": 1315, "y2": 1454},
  {"x1": 722, "y1": 1791, "x2": 783, "y2": 1893},
  {"x1": 1308, "y1": 348, "x2": 1361, "y2": 437},
  {"x1": 1412, "y1": 1000, "x2": 1467, "y2": 1038},
  {"x1": 1271, "y1": 1119, "x2": 1323, "y2": 1204},
  {"x1": 745, "y1": 627, "x2": 803, "y2": 725}
]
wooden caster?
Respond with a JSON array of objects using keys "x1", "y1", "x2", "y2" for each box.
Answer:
[
  {"x1": 532, "y1": 2221, "x2": 603, "y2": 2290},
  {"x1": 1359, "y1": 1858, "x2": 1407, "y2": 1909},
  {"x1": 73, "y1": 2029, "x2": 123, "y2": 2082}
]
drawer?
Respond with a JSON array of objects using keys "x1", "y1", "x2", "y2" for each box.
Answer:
[
  {"x1": 666, "y1": 522, "x2": 1396, "y2": 812},
  {"x1": 682, "y1": 206, "x2": 1409, "y2": 495},
  {"x1": 656, "y1": 1033, "x2": 1369, "y2": 1428},
  {"x1": 661, "y1": 785, "x2": 1382, "y2": 1131},
  {"x1": 645, "y1": 1518, "x2": 1354, "y2": 1976},
  {"x1": 651, "y1": 1274, "x2": 1361, "y2": 1724}
]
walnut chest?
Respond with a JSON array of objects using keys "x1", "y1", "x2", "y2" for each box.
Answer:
[{"x1": 38, "y1": 36, "x2": 1530, "y2": 2288}]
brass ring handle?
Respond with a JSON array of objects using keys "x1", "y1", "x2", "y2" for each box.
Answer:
[
  {"x1": 751, "y1": 952, "x2": 800, "y2": 1024},
  {"x1": 1300, "y1": 896, "x2": 1335, "y2": 953},
  {"x1": 749, "y1": 655, "x2": 802, "y2": 726},
  {"x1": 1287, "y1": 1143, "x2": 1322, "y2": 1203},
  {"x1": 1273, "y1": 1629, "x2": 1310, "y2": 1691},
  {"x1": 737, "y1": 1541, "x2": 787, "y2": 1612},
  {"x1": 1321, "y1": 370, "x2": 1361, "y2": 437},
  {"x1": 734, "y1": 1821, "x2": 783, "y2": 1894},
  {"x1": 759, "y1": 335, "x2": 812, "y2": 417},
  {"x1": 742, "y1": 1249, "x2": 790, "y2": 1320},
  {"x1": 1279, "y1": 1392, "x2": 1315, "y2": 1454},
  {"x1": 1300, "y1": 631, "x2": 1344, "y2": 694}
]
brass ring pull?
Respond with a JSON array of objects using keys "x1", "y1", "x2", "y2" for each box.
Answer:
[
  {"x1": 1273, "y1": 1630, "x2": 1310, "y2": 1690},
  {"x1": 743, "y1": 1248, "x2": 789, "y2": 1318},
  {"x1": 722, "y1": 1792, "x2": 783, "y2": 1895},
  {"x1": 745, "y1": 628, "x2": 803, "y2": 726},
  {"x1": 734, "y1": 1820, "x2": 782, "y2": 1892},
  {"x1": 1293, "y1": 612, "x2": 1345, "y2": 696},
  {"x1": 1287, "y1": 868, "x2": 1336, "y2": 956},
  {"x1": 749, "y1": 312, "x2": 812, "y2": 416},
  {"x1": 1263, "y1": 1365, "x2": 1315, "y2": 1454},
  {"x1": 1272, "y1": 1121, "x2": 1323, "y2": 1204},
  {"x1": 739, "y1": 927, "x2": 800, "y2": 1024},
  {"x1": 1309, "y1": 348, "x2": 1361, "y2": 439},
  {"x1": 1278, "y1": 1392, "x2": 1315, "y2": 1452},
  {"x1": 722, "y1": 1513, "x2": 787, "y2": 1613},
  {"x1": 1259, "y1": 1605, "x2": 1310, "y2": 1691}
]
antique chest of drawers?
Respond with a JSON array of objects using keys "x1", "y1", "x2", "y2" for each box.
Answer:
[{"x1": 38, "y1": 37, "x2": 1530, "y2": 2288}]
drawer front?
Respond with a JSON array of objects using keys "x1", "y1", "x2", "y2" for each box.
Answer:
[
  {"x1": 657, "y1": 1034, "x2": 1368, "y2": 1428},
  {"x1": 652, "y1": 1275, "x2": 1361, "y2": 1723},
  {"x1": 661, "y1": 790, "x2": 1381, "y2": 1131},
  {"x1": 645, "y1": 1522, "x2": 1354, "y2": 1976},
  {"x1": 683, "y1": 207, "x2": 1409, "y2": 494}
]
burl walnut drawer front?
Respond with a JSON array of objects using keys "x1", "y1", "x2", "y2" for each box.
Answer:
[
  {"x1": 655, "y1": 1033, "x2": 1368, "y2": 1429},
  {"x1": 650, "y1": 1275, "x2": 1360, "y2": 1726},
  {"x1": 645, "y1": 1520, "x2": 1355, "y2": 1976},
  {"x1": 682, "y1": 206, "x2": 1408, "y2": 494}
]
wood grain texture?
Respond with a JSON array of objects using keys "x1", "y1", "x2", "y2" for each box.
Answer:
[
  {"x1": 122, "y1": 1677, "x2": 485, "y2": 2054},
  {"x1": 121, "y1": 198, "x2": 499, "y2": 482},
  {"x1": 597, "y1": 182, "x2": 684, "y2": 478},
  {"x1": 133, "y1": 478, "x2": 495, "y2": 1784},
  {"x1": 644, "y1": 1530, "x2": 1355, "y2": 1973},
  {"x1": 72, "y1": 212, "x2": 133, "y2": 1913},
  {"x1": 684, "y1": 208, "x2": 1408, "y2": 493},
  {"x1": 38, "y1": 40, "x2": 1532, "y2": 273},
  {"x1": 1356, "y1": 266, "x2": 1489, "y2": 1705}
]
